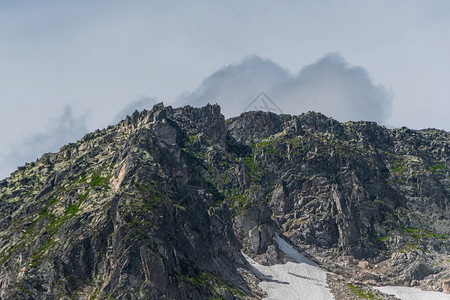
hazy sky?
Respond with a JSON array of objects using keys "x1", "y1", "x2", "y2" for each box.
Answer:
[{"x1": 1, "y1": 1, "x2": 449, "y2": 179}]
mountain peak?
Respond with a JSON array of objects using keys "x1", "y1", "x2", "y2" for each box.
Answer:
[{"x1": 0, "y1": 104, "x2": 449, "y2": 299}]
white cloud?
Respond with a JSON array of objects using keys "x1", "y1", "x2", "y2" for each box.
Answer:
[
  {"x1": 0, "y1": 53, "x2": 394, "y2": 180},
  {"x1": 1, "y1": 1, "x2": 449, "y2": 180},
  {"x1": 0, "y1": 106, "x2": 88, "y2": 179},
  {"x1": 178, "y1": 53, "x2": 392, "y2": 123},
  {"x1": 112, "y1": 96, "x2": 157, "y2": 124}
]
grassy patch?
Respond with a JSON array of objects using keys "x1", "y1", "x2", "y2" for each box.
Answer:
[
  {"x1": 378, "y1": 236, "x2": 388, "y2": 243},
  {"x1": 256, "y1": 140, "x2": 276, "y2": 155},
  {"x1": 46, "y1": 197, "x2": 59, "y2": 207},
  {"x1": 25, "y1": 197, "x2": 59, "y2": 234},
  {"x1": 346, "y1": 283, "x2": 377, "y2": 299},
  {"x1": 46, "y1": 203, "x2": 80, "y2": 234},
  {"x1": 402, "y1": 226, "x2": 448, "y2": 240},
  {"x1": 30, "y1": 238, "x2": 55, "y2": 266},
  {"x1": 188, "y1": 133, "x2": 200, "y2": 143},
  {"x1": 429, "y1": 163, "x2": 446, "y2": 172},
  {"x1": 63, "y1": 175, "x2": 87, "y2": 193},
  {"x1": 390, "y1": 161, "x2": 406, "y2": 173},
  {"x1": 243, "y1": 156, "x2": 257, "y2": 173},
  {"x1": 179, "y1": 271, "x2": 246, "y2": 298},
  {"x1": 228, "y1": 194, "x2": 246, "y2": 210},
  {"x1": 0, "y1": 241, "x2": 25, "y2": 266},
  {"x1": 79, "y1": 190, "x2": 90, "y2": 200},
  {"x1": 134, "y1": 181, "x2": 168, "y2": 204},
  {"x1": 66, "y1": 204, "x2": 79, "y2": 215},
  {"x1": 227, "y1": 194, "x2": 252, "y2": 216},
  {"x1": 242, "y1": 155, "x2": 265, "y2": 180},
  {"x1": 90, "y1": 173, "x2": 110, "y2": 189}
]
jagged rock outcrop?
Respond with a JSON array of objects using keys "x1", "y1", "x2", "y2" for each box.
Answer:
[{"x1": 0, "y1": 103, "x2": 449, "y2": 299}]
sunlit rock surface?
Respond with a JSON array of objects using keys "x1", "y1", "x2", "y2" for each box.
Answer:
[{"x1": 1, "y1": 103, "x2": 448, "y2": 299}]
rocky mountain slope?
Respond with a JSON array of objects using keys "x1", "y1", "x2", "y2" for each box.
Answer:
[{"x1": 0, "y1": 103, "x2": 448, "y2": 299}]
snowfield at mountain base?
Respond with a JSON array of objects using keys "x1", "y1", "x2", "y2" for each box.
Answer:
[
  {"x1": 374, "y1": 286, "x2": 450, "y2": 300},
  {"x1": 244, "y1": 234, "x2": 334, "y2": 300},
  {"x1": 245, "y1": 234, "x2": 450, "y2": 300}
]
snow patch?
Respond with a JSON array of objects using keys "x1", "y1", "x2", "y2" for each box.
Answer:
[
  {"x1": 374, "y1": 286, "x2": 450, "y2": 300},
  {"x1": 243, "y1": 234, "x2": 333, "y2": 299},
  {"x1": 276, "y1": 233, "x2": 316, "y2": 266},
  {"x1": 243, "y1": 234, "x2": 450, "y2": 300}
]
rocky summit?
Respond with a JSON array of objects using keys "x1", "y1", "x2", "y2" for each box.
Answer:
[{"x1": 0, "y1": 103, "x2": 449, "y2": 299}]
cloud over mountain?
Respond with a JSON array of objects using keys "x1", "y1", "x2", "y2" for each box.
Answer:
[
  {"x1": 178, "y1": 53, "x2": 392, "y2": 123},
  {"x1": 112, "y1": 97, "x2": 158, "y2": 124},
  {"x1": 1, "y1": 106, "x2": 88, "y2": 178},
  {"x1": 0, "y1": 54, "x2": 393, "y2": 179}
]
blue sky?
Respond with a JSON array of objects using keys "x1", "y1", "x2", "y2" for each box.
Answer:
[{"x1": 1, "y1": 1, "x2": 450, "y2": 178}]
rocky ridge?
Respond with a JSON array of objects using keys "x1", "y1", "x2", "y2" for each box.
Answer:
[{"x1": 0, "y1": 103, "x2": 449, "y2": 299}]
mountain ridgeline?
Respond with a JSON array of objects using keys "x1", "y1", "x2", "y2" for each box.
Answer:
[{"x1": 0, "y1": 103, "x2": 449, "y2": 299}]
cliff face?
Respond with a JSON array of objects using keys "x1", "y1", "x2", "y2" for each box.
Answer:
[{"x1": 0, "y1": 103, "x2": 449, "y2": 299}]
